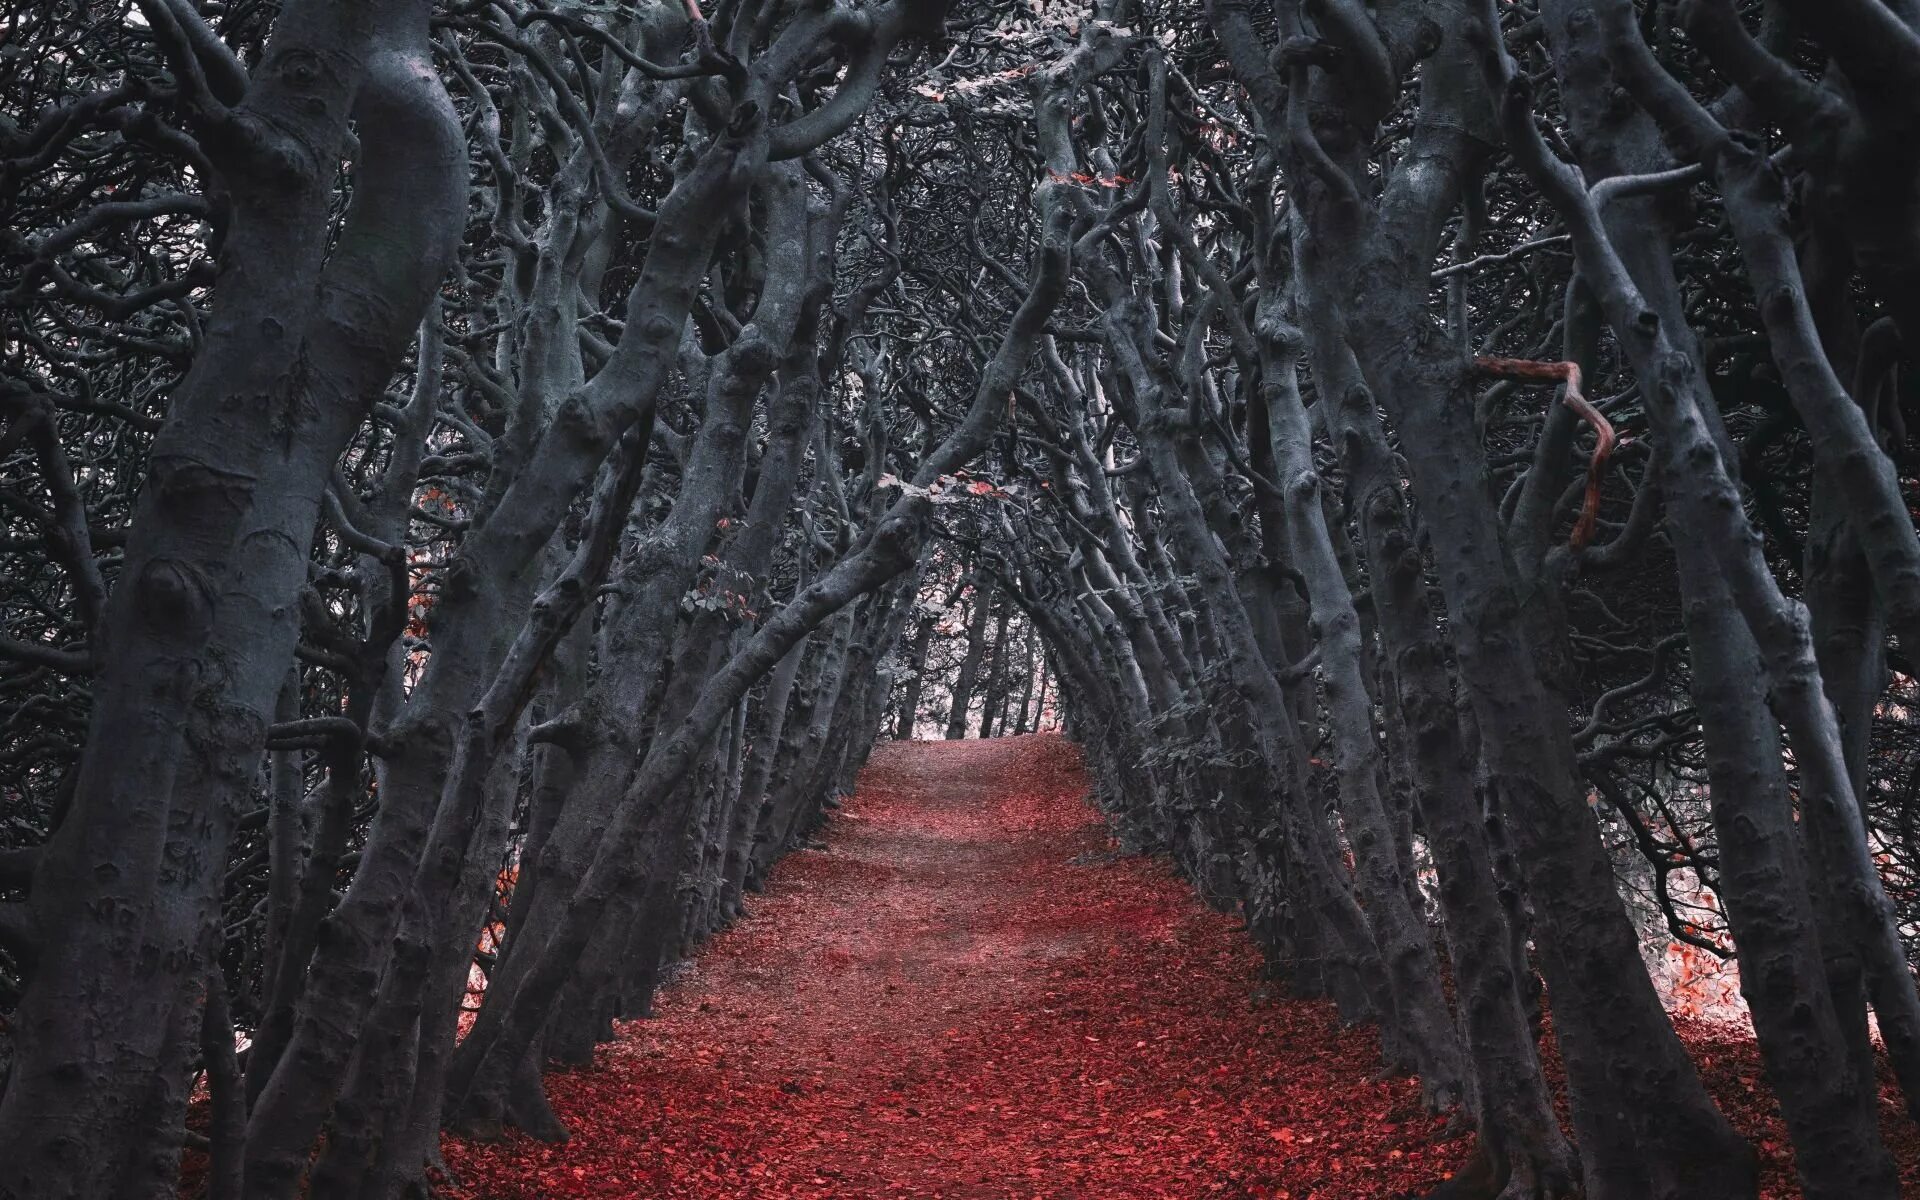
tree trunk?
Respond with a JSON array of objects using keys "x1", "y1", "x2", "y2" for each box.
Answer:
[
  {"x1": 0, "y1": 7, "x2": 463, "y2": 1194},
  {"x1": 945, "y1": 577, "x2": 994, "y2": 740}
]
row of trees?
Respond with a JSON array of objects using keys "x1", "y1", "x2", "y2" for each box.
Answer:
[
  {"x1": 5, "y1": 0, "x2": 1920, "y2": 1198},
  {"x1": 0, "y1": 1, "x2": 1123, "y2": 1195},
  {"x1": 944, "y1": 0, "x2": 1920, "y2": 1196}
]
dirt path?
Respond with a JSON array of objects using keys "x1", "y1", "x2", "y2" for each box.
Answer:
[
  {"x1": 441, "y1": 734, "x2": 1466, "y2": 1198},
  {"x1": 438, "y1": 733, "x2": 1890, "y2": 1199}
]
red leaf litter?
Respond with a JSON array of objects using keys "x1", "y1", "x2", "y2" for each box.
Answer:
[{"x1": 439, "y1": 734, "x2": 1920, "y2": 1199}]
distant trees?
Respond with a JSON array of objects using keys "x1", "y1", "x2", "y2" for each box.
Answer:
[
  {"x1": 5, "y1": 1, "x2": 1920, "y2": 1198},
  {"x1": 880, "y1": 553, "x2": 1055, "y2": 740}
]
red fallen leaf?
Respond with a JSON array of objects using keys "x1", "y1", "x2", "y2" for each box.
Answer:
[{"x1": 422, "y1": 735, "x2": 1920, "y2": 1200}]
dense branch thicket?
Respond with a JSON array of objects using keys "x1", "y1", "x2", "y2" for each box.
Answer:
[{"x1": 3, "y1": 0, "x2": 1920, "y2": 1197}]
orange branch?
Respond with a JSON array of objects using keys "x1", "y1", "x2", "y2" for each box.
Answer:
[{"x1": 1473, "y1": 356, "x2": 1617, "y2": 549}]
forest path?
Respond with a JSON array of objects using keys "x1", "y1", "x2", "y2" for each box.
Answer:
[{"x1": 441, "y1": 733, "x2": 1462, "y2": 1198}]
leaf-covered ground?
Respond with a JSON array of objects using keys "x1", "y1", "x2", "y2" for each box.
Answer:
[{"x1": 439, "y1": 734, "x2": 1920, "y2": 1199}]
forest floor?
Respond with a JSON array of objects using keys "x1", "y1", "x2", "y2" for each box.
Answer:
[{"x1": 439, "y1": 734, "x2": 1920, "y2": 1200}]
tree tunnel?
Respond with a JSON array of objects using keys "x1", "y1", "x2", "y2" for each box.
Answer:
[{"x1": 7, "y1": 1, "x2": 1920, "y2": 1198}]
